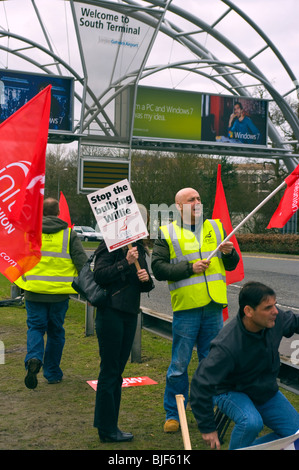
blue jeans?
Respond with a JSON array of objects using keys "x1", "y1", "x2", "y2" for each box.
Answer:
[
  {"x1": 214, "y1": 390, "x2": 299, "y2": 449},
  {"x1": 164, "y1": 302, "x2": 223, "y2": 421},
  {"x1": 25, "y1": 300, "x2": 69, "y2": 382}
]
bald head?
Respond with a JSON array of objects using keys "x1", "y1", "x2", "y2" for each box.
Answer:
[
  {"x1": 175, "y1": 188, "x2": 202, "y2": 225},
  {"x1": 43, "y1": 198, "x2": 60, "y2": 216},
  {"x1": 175, "y1": 188, "x2": 199, "y2": 205}
]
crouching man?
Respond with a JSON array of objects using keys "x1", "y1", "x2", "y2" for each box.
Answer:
[{"x1": 190, "y1": 281, "x2": 299, "y2": 450}]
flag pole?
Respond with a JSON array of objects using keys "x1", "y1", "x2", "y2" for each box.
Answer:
[{"x1": 207, "y1": 180, "x2": 286, "y2": 261}]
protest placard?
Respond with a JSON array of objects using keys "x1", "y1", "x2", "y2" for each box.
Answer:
[
  {"x1": 87, "y1": 376, "x2": 158, "y2": 391},
  {"x1": 87, "y1": 179, "x2": 148, "y2": 251},
  {"x1": 239, "y1": 431, "x2": 299, "y2": 450}
]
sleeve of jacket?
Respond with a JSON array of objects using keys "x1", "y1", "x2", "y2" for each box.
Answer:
[
  {"x1": 70, "y1": 230, "x2": 88, "y2": 272},
  {"x1": 280, "y1": 309, "x2": 299, "y2": 336},
  {"x1": 137, "y1": 244, "x2": 155, "y2": 293},
  {"x1": 93, "y1": 242, "x2": 132, "y2": 287},
  {"x1": 219, "y1": 225, "x2": 240, "y2": 272},
  {"x1": 221, "y1": 248, "x2": 240, "y2": 272},
  {"x1": 190, "y1": 345, "x2": 235, "y2": 434},
  {"x1": 151, "y1": 232, "x2": 193, "y2": 282}
]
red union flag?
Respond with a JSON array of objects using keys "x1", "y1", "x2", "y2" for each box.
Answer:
[
  {"x1": 212, "y1": 164, "x2": 244, "y2": 321},
  {"x1": 58, "y1": 191, "x2": 74, "y2": 228},
  {"x1": 267, "y1": 164, "x2": 299, "y2": 229},
  {"x1": 0, "y1": 86, "x2": 51, "y2": 282}
]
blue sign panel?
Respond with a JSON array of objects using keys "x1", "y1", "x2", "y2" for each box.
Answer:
[{"x1": 0, "y1": 69, "x2": 74, "y2": 132}]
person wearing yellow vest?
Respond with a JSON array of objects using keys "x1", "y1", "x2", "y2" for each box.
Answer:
[
  {"x1": 15, "y1": 198, "x2": 87, "y2": 389},
  {"x1": 151, "y1": 187, "x2": 240, "y2": 433}
]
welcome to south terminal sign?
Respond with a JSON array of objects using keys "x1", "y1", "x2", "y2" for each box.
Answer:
[{"x1": 77, "y1": 6, "x2": 142, "y2": 37}]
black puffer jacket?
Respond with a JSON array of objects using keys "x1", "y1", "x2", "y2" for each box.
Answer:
[
  {"x1": 190, "y1": 308, "x2": 299, "y2": 434},
  {"x1": 93, "y1": 241, "x2": 154, "y2": 315}
]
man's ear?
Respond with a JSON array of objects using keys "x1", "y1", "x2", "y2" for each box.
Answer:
[
  {"x1": 175, "y1": 201, "x2": 181, "y2": 212},
  {"x1": 244, "y1": 305, "x2": 254, "y2": 318}
]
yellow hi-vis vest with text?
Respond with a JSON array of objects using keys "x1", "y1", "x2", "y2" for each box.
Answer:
[
  {"x1": 160, "y1": 219, "x2": 227, "y2": 312},
  {"x1": 15, "y1": 228, "x2": 78, "y2": 294}
]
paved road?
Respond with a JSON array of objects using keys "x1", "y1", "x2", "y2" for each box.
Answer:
[{"x1": 140, "y1": 253, "x2": 299, "y2": 358}]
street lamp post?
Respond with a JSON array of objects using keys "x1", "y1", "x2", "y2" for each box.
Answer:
[{"x1": 57, "y1": 167, "x2": 67, "y2": 200}]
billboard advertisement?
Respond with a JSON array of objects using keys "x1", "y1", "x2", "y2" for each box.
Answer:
[
  {"x1": 132, "y1": 86, "x2": 268, "y2": 146},
  {"x1": 0, "y1": 69, "x2": 73, "y2": 132},
  {"x1": 73, "y1": 1, "x2": 156, "y2": 135},
  {"x1": 201, "y1": 94, "x2": 268, "y2": 146},
  {"x1": 133, "y1": 86, "x2": 202, "y2": 141}
]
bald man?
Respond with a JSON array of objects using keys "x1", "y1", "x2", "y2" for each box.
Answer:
[{"x1": 151, "y1": 187, "x2": 240, "y2": 433}]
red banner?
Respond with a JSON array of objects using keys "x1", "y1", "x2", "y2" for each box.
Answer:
[
  {"x1": 212, "y1": 164, "x2": 244, "y2": 321},
  {"x1": 58, "y1": 191, "x2": 74, "y2": 228},
  {"x1": 267, "y1": 164, "x2": 299, "y2": 229},
  {"x1": 0, "y1": 86, "x2": 51, "y2": 282}
]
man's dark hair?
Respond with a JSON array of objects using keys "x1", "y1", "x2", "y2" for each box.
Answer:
[
  {"x1": 239, "y1": 281, "x2": 276, "y2": 318},
  {"x1": 234, "y1": 101, "x2": 243, "y2": 110},
  {"x1": 43, "y1": 198, "x2": 60, "y2": 216}
]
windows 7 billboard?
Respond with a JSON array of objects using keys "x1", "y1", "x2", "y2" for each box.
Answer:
[
  {"x1": 133, "y1": 86, "x2": 268, "y2": 146},
  {"x1": 201, "y1": 94, "x2": 267, "y2": 146},
  {"x1": 133, "y1": 86, "x2": 202, "y2": 141},
  {"x1": 0, "y1": 69, "x2": 73, "y2": 132}
]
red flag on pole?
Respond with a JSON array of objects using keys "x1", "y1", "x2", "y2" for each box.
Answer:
[
  {"x1": 267, "y1": 164, "x2": 299, "y2": 229},
  {"x1": 0, "y1": 85, "x2": 51, "y2": 282},
  {"x1": 212, "y1": 164, "x2": 244, "y2": 320},
  {"x1": 58, "y1": 191, "x2": 74, "y2": 228}
]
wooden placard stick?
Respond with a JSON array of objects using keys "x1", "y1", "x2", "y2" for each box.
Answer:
[
  {"x1": 128, "y1": 243, "x2": 141, "y2": 270},
  {"x1": 176, "y1": 394, "x2": 192, "y2": 450}
]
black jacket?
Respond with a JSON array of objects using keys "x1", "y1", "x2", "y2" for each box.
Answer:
[
  {"x1": 190, "y1": 308, "x2": 299, "y2": 434},
  {"x1": 93, "y1": 241, "x2": 154, "y2": 315}
]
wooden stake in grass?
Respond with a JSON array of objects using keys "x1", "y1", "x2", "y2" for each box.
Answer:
[{"x1": 176, "y1": 394, "x2": 192, "y2": 450}]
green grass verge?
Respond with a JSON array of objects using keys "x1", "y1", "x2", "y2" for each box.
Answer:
[{"x1": 0, "y1": 274, "x2": 298, "y2": 450}]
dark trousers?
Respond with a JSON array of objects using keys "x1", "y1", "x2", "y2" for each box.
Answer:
[{"x1": 94, "y1": 307, "x2": 138, "y2": 433}]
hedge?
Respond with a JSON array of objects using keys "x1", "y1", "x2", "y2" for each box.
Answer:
[{"x1": 236, "y1": 233, "x2": 299, "y2": 255}]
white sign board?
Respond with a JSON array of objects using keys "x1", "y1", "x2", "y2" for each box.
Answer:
[
  {"x1": 239, "y1": 430, "x2": 299, "y2": 450},
  {"x1": 87, "y1": 179, "x2": 148, "y2": 251}
]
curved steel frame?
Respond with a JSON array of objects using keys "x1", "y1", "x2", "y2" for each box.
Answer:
[{"x1": 0, "y1": 0, "x2": 298, "y2": 170}]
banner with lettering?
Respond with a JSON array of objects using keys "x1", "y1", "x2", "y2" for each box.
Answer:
[
  {"x1": 72, "y1": 1, "x2": 156, "y2": 136},
  {"x1": 87, "y1": 376, "x2": 158, "y2": 391},
  {"x1": 87, "y1": 179, "x2": 148, "y2": 251},
  {"x1": 0, "y1": 86, "x2": 51, "y2": 282}
]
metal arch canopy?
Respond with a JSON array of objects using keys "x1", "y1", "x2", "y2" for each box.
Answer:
[{"x1": 0, "y1": 0, "x2": 298, "y2": 169}]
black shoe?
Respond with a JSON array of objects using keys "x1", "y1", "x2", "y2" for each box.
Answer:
[
  {"x1": 25, "y1": 358, "x2": 41, "y2": 389},
  {"x1": 98, "y1": 429, "x2": 134, "y2": 443},
  {"x1": 47, "y1": 379, "x2": 62, "y2": 384}
]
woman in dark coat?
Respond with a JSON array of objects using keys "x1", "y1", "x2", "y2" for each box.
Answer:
[{"x1": 93, "y1": 240, "x2": 154, "y2": 443}]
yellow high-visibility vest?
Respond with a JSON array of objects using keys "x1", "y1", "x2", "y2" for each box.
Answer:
[
  {"x1": 160, "y1": 219, "x2": 227, "y2": 312},
  {"x1": 15, "y1": 228, "x2": 78, "y2": 294}
]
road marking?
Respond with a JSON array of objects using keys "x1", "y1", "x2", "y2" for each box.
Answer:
[
  {"x1": 228, "y1": 284, "x2": 299, "y2": 312},
  {"x1": 244, "y1": 255, "x2": 299, "y2": 262}
]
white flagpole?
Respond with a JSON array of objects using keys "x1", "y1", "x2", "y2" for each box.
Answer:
[{"x1": 207, "y1": 180, "x2": 286, "y2": 261}]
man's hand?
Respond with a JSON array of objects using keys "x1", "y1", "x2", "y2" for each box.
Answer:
[
  {"x1": 192, "y1": 259, "x2": 210, "y2": 274},
  {"x1": 219, "y1": 241, "x2": 234, "y2": 255},
  {"x1": 202, "y1": 431, "x2": 221, "y2": 450}
]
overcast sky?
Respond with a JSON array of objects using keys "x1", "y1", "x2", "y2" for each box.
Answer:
[
  {"x1": 1, "y1": 0, "x2": 298, "y2": 94},
  {"x1": 145, "y1": 0, "x2": 299, "y2": 98},
  {"x1": 0, "y1": 0, "x2": 298, "y2": 126}
]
